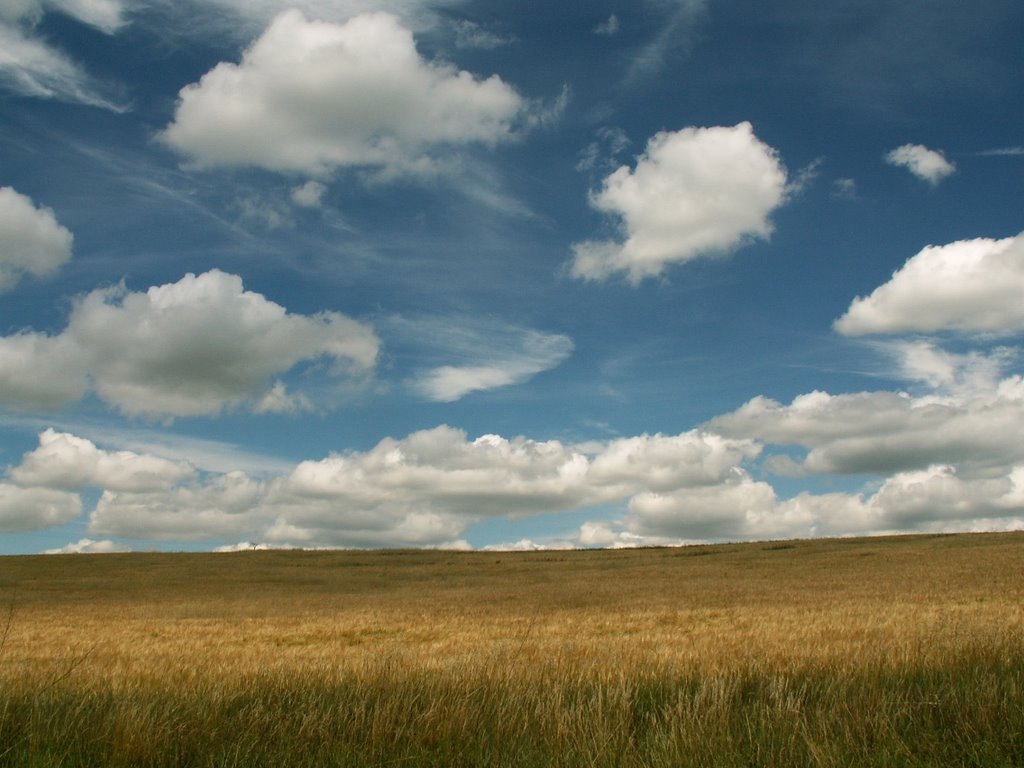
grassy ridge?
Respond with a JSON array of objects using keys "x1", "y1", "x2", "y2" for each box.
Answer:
[{"x1": 1, "y1": 533, "x2": 1023, "y2": 766}]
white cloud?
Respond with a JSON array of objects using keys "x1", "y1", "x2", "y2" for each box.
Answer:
[
  {"x1": 707, "y1": 377, "x2": 1024, "y2": 477},
  {"x1": 614, "y1": 463, "x2": 1024, "y2": 544},
  {"x1": 48, "y1": 0, "x2": 125, "y2": 32},
  {"x1": 42, "y1": 537, "x2": 130, "y2": 554},
  {"x1": 576, "y1": 126, "x2": 630, "y2": 174},
  {"x1": 831, "y1": 177, "x2": 858, "y2": 200},
  {"x1": 9, "y1": 429, "x2": 196, "y2": 492},
  {"x1": 90, "y1": 471, "x2": 266, "y2": 541},
  {"x1": 383, "y1": 315, "x2": 573, "y2": 402},
  {"x1": 587, "y1": 431, "x2": 759, "y2": 492},
  {"x1": 785, "y1": 157, "x2": 824, "y2": 197},
  {"x1": 835, "y1": 233, "x2": 1024, "y2": 336},
  {"x1": 482, "y1": 538, "x2": 575, "y2": 552},
  {"x1": 2, "y1": 428, "x2": 264, "y2": 542},
  {"x1": 267, "y1": 427, "x2": 599, "y2": 529},
  {"x1": 625, "y1": 473, "x2": 789, "y2": 541},
  {"x1": 412, "y1": 330, "x2": 573, "y2": 402},
  {"x1": 570, "y1": 122, "x2": 788, "y2": 284},
  {"x1": 884, "y1": 143, "x2": 956, "y2": 185},
  {"x1": 160, "y1": 10, "x2": 526, "y2": 177},
  {"x1": 885, "y1": 340, "x2": 1016, "y2": 396},
  {"x1": 76, "y1": 424, "x2": 758, "y2": 547},
  {"x1": 0, "y1": 269, "x2": 379, "y2": 417},
  {"x1": 261, "y1": 426, "x2": 760, "y2": 547},
  {"x1": 234, "y1": 194, "x2": 292, "y2": 230},
  {"x1": 577, "y1": 521, "x2": 649, "y2": 548},
  {"x1": 868, "y1": 464, "x2": 1024, "y2": 527},
  {"x1": 0, "y1": 414, "x2": 298, "y2": 475},
  {"x1": 0, "y1": 186, "x2": 73, "y2": 291},
  {"x1": 13, "y1": 404, "x2": 1024, "y2": 547},
  {"x1": 977, "y1": 146, "x2": 1024, "y2": 157},
  {"x1": 253, "y1": 381, "x2": 315, "y2": 414},
  {"x1": 0, "y1": 482, "x2": 81, "y2": 532},
  {"x1": 0, "y1": 1, "x2": 126, "y2": 109},
  {"x1": 593, "y1": 14, "x2": 619, "y2": 36},
  {"x1": 179, "y1": 0, "x2": 462, "y2": 32},
  {"x1": 290, "y1": 180, "x2": 327, "y2": 208},
  {"x1": 625, "y1": 0, "x2": 706, "y2": 82},
  {"x1": 0, "y1": 330, "x2": 90, "y2": 408},
  {"x1": 213, "y1": 541, "x2": 271, "y2": 552},
  {"x1": 452, "y1": 19, "x2": 515, "y2": 49}
]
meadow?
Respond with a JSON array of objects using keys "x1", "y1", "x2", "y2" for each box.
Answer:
[{"x1": 0, "y1": 532, "x2": 1022, "y2": 766}]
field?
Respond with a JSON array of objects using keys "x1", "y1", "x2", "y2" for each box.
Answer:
[{"x1": 1, "y1": 532, "x2": 1023, "y2": 766}]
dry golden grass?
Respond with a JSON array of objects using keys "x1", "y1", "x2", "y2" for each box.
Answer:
[
  {"x1": 3, "y1": 532, "x2": 1022, "y2": 682},
  {"x1": 1, "y1": 532, "x2": 1022, "y2": 766}
]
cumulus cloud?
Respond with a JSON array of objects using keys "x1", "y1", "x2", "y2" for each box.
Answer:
[
  {"x1": 11, "y1": 405, "x2": 1024, "y2": 546},
  {"x1": 259, "y1": 426, "x2": 759, "y2": 547},
  {"x1": 0, "y1": 0, "x2": 126, "y2": 109},
  {"x1": 0, "y1": 482, "x2": 81, "y2": 532},
  {"x1": 90, "y1": 471, "x2": 266, "y2": 541},
  {"x1": 213, "y1": 541, "x2": 271, "y2": 552},
  {"x1": 625, "y1": 473, "x2": 792, "y2": 541},
  {"x1": 570, "y1": 122, "x2": 788, "y2": 284},
  {"x1": 835, "y1": 233, "x2": 1024, "y2": 336},
  {"x1": 266, "y1": 427, "x2": 598, "y2": 536},
  {"x1": 56, "y1": 423, "x2": 297, "y2": 476},
  {"x1": 0, "y1": 186, "x2": 73, "y2": 291},
  {"x1": 885, "y1": 340, "x2": 1016, "y2": 396},
  {"x1": 9, "y1": 429, "x2": 196, "y2": 491},
  {"x1": 707, "y1": 376, "x2": 1024, "y2": 477},
  {"x1": 290, "y1": 180, "x2": 327, "y2": 208},
  {"x1": 2, "y1": 427, "x2": 265, "y2": 540},
  {"x1": 43, "y1": 537, "x2": 130, "y2": 554},
  {"x1": 0, "y1": 270, "x2": 379, "y2": 417},
  {"x1": 884, "y1": 143, "x2": 956, "y2": 185},
  {"x1": 160, "y1": 10, "x2": 526, "y2": 177},
  {"x1": 62, "y1": 423, "x2": 758, "y2": 547},
  {"x1": 587, "y1": 431, "x2": 759, "y2": 492},
  {"x1": 614, "y1": 463, "x2": 1024, "y2": 543}
]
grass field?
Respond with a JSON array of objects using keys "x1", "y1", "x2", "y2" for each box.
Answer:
[{"x1": 1, "y1": 532, "x2": 1022, "y2": 766}]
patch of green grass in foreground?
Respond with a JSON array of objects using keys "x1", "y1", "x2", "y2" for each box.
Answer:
[{"x1": 2, "y1": 650, "x2": 1023, "y2": 767}]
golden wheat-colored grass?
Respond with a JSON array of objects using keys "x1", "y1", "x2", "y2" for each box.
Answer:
[
  {"x1": 1, "y1": 532, "x2": 1022, "y2": 766},
  {"x1": 3, "y1": 532, "x2": 1021, "y2": 681}
]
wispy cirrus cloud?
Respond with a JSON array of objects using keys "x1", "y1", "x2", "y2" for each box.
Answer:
[
  {"x1": 0, "y1": 0, "x2": 128, "y2": 110},
  {"x1": 624, "y1": 0, "x2": 707, "y2": 83},
  {"x1": 382, "y1": 314, "x2": 573, "y2": 402},
  {"x1": 977, "y1": 146, "x2": 1024, "y2": 157}
]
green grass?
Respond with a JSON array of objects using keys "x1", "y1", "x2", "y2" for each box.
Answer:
[{"x1": 3, "y1": 652, "x2": 1023, "y2": 767}]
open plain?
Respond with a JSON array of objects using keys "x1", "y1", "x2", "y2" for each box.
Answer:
[{"x1": 1, "y1": 532, "x2": 1023, "y2": 766}]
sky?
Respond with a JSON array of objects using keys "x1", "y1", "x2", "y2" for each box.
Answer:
[{"x1": 0, "y1": 0, "x2": 1023, "y2": 555}]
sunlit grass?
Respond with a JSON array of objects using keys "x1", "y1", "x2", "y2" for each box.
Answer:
[{"x1": 1, "y1": 532, "x2": 1022, "y2": 765}]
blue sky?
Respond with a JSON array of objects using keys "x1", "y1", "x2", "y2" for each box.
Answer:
[{"x1": 1, "y1": 0, "x2": 1023, "y2": 554}]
